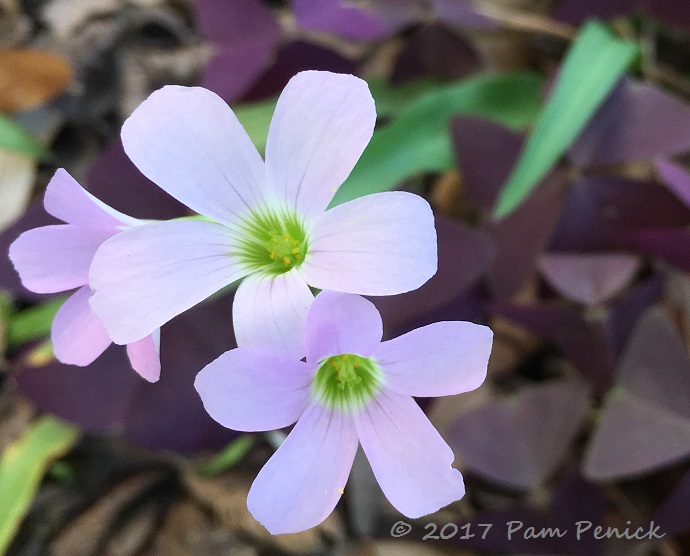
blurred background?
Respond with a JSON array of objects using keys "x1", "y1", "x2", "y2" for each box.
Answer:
[{"x1": 2, "y1": 0, "x2": 690, "y2": 554}]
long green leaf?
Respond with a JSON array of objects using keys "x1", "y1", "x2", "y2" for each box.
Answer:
[
  {"x1": 0, "y1": 417, "x2": 79, "y2": 555},
  {"x1": 7, "y1": 297, "x2": 65, "y2": 350},
  {"x1": 493, "y1": 21, "x2": 638, "y2": 218},
  {"x1": 331, "y1": 72, "x2": 544, "y2": 206},
  {"x1": 0, "y1": 114, "x2": 46, "y2": 159}
]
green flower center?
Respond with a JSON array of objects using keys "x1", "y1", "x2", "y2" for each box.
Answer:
[
  {"x1": 312, "y1": 353, "x2": 383, "y2": 411},
  {"x1": 235, "y1": 206, "x2": 309, "y2": 275}
]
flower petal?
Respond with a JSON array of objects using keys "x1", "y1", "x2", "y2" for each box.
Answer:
[
  {"x1": 121, "y1": 86, "x2": 265, "y2": 226},
  {"x1": 373, "y1": 321, "x2": 492, "y2": 397},
  {"x1": 89, "y1": 219, "x2": 248, "y2": 344},
  {"x1": 305, "y1": 291, "x2": 382, "y2": 363},
  {"x1": 232, "y1": 269, "x2": 313, "y2": 359},
  {"x1": 195, "y1": 347, "x2": 314, "y2": 431},
  {"x1": 9, "y1": 225, "x2": 114, "y2": 293},
  {"x1": 247, "y1": 403, "x2": 358, "y2": 534},
  {"x1": 44, "y1": 168, "x2": 139, "y2": 230},
  {"x1": 304, "y1": 192, "x2": 437, "y2": 295},
  {"x1": 264, "y1": 71, "x2": 376, "y2": 220},
  {"x1": 355, "y1": 389, "x2": 465, "y2": 518},
  {"x1": 126, "y1": 329, "x2": 161, "y2": 382},
  {"x1": 51, "y1": 286, "x2": 112, "y2": 366}
]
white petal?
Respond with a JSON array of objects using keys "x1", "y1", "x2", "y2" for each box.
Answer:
[
  {"x1": 232, "y1": 269, "x2": 313, "y2": 359},
  {"x1": 304, "y1": 192, "x2": 437, "y2": 295},
  {"x1": 121, "y1": 85, "x2": 266, "y2": 226},
  {"x1": 265, "y1": 71, "x2": 376, "y2": 220},
  {"x1": 247, "y1": 404, "x2": 358, "y2": 534}
]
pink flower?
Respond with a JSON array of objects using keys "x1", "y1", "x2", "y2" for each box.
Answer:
[
  {"x1": 8, "y1": 169, "x2": 161, "y2": 382},
  {"x1": 88, "y1": 71, "x2": 437, "y2": 358},
  {"x1": 195, "y1": 291, "x2": 493, "y2": 534}
]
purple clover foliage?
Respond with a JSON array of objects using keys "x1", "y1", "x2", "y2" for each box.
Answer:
[
  {"x1": 8, "y1": 170, "x2": 161, "y2": 382},
  {"x1": 195, "y1": 291, "x2": 493, "y2": 534},
  {"x1": 88, "y1": 71, "x2": 437, "y2": 359}
]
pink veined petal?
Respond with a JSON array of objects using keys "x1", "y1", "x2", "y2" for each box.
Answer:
[
  {"x1": 195, "y1": 346, "x2": 315, "y2": 432},
  {"x1": 247, "y1": 403, "x2": 358, "y2": 534},
  {"x1": 303, "y1": 191, "x2": 437, "y2": 295},
  {"x1": 305, "y1": 291, "x2": 382, "y2": 363},
  {"x1": 373, "y1": 321, "x2": 493, "y2": 397},
  {"x1": 89, "y1": 219, "x2": 249, "y2": 344},
  {"x1": 44, "y1": 168, "x2": 140, "y2": 230},
  {"x1": 355, "y1": 388, "x2": 465, "y2": 518},
  {"x1": 121, "y1": 85, "x2": 266, "y2": 226},
  {"x1": 51, "y1": 286, "x2": 112, "y2": 366},
  {"x1": 9, "y1": 225, "x2": 115, "y2": 294},
  {"x1": 264, "y1": 71, "x2": 376, "y2": 221},
  {"x1": 126, "y1": 329, "x2": 161, "y2": 382},
  {"x1": 232, "y1": 269, "x2": 313, "y2": 360}
]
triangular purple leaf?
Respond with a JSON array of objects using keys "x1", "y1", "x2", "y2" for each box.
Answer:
[
  {"x1": 449, "y1": 380, "x2": 591, "y2": 490},
  {"x1": 569, "y1": 80, "x2": 690, "y2": 166},
  {"x1": 584, "y1": 307, "x2": 690, "y2": 480},
  {"x1": 537, "y1": 252, "x2": 641, "y2": 306}
]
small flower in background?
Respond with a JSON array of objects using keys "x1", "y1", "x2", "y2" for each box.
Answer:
[
  {"x1": 195, "y1": 290, "x2": 493, "y2": 534},
  {"x1": 8, "y1": 169, "x2": 161, "y2": 382},
  {"x1": 88, "y1": 70, "x2": 437, "y2": 359}
]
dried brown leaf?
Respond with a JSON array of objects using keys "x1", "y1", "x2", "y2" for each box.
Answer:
[{"x1": 0, "y1": 50, "x2": 72, "y2": 113}]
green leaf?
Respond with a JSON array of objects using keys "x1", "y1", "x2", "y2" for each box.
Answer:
[
  {"x1": 331, "y1": 72, "x2": 544, "y2": 207},
  {"x1": 494, "y1": 21, "x2": 639, "y2": 218},
  {"x1": 234, "y1": 99, "x2": 276, "y2": 154},
  {"x1": 7, "y1": 297, "x2": 66, "y2": 350},
  {"x1": 0, "y1": 417, "x2": 79, "y2": 555},
  {"x1": 366, "y1": 77, "x2": 443, "y2": 119},
  {"x1": 196, "y1": 435, "x2": 254, "y2": 477},
  {"x1": 0, "y1": 114, "x2": 46, "y2": 159}
]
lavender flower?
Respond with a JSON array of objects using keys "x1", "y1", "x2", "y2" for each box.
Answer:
[
  {"x1": 195, "y1": 291, "x2": 493, "y2": 534},
  {"x1": 8, "y1": 169, "x2": 161, "y2": 381},
  {"x1": 88, "y1": 71, "x2": 437, "y2": 358}
]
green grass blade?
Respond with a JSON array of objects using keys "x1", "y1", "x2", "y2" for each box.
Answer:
[
  {"x1": 493, "y1": 21, "x2": 639, "y2": 218},
  {"x1": 0, "y1": 114, "x2": 46, "y2": 159},
  {"x1": 196, "y1": 435, "x2": 254, "y2": 477},
  {"x1": 0, "y1": 417, "x2": 79, "y2": 555},
  {"x1": 7, "y1": 297, "x2": 66, "y2": 350},
  {"x1": 331, "y1": 72, "x2": 544, "y2": 206}
]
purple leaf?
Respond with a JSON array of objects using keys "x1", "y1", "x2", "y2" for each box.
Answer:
[
  {"x1": 603, "y1": 274, "x2": 665, "y2": 363},
  {"x1": 492, "y1": 302, "x2": 612, "y2": 393},
  {"x1": 372, "y1": 216, "x2": 494, "y2": 334},
  {"x1": 569, "y1": 80, "x2": 690, "y2": 167},
  {"x1": 86, "y1": 140, "x2": 189, "y2": 220},
  {"x1": 448, "y1": 380, "x2": 591, "y2": 490},
  {"x1": 293, "y1": 0, "x2": 427, "y2": 40},
  {"x1": 624, "y1": 227, "x2": 690, "y2": 272},
  {"x1": 550, "y1": 176, "x2": 690, "y2": 251},
  {"x1": 12, "y1": 293, "x2": 240, "y2": 454},
  {"x1": 583, "y1": 307, "x2": 690, "y2": 480},
  {"x1": 452, "y1": 116, "x2": 524, "y2": 211},
  {"x1": 655, "y1": 159, "x2": 690, "y2": 208},
  {"x1": 195, "y1": 0, "x2": 281, "y2": 101},
  {"x1": 537, "y1": 252, "x2": 642, "y2": 306},
  {"x1": 485, "y1": 170, "x2": 568, "y2": 299},
  {"x1": 431, "y1": 0, "x2": 497, "y2": 30},
  {"x1": 241, "y1": 41, "x2": 357, "y2": 101},
  {"x1": 653, "y1": 469, "x2": 690, "y2": 535},
  {"x1": 554, "y1": 0, "x2": 636, "y2": 25},
  {"x1": 391, "y1": 23, "x2": 480, "y2": 83}
]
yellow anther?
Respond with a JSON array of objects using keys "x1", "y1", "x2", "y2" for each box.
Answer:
[
  {"x1": 291, "y1": 239, "x2": 300, "y2": 246},
  {"x1": 283, "y1": 256, "x2": 291, "y2": 267},
  {"x1": 270, "y1": 251, "x2": 277, "y2": 260},
  {"x1": 284, "y1": 233, "x2": 291, "y2": 241},
  {"x1": 296, "y1": 254, "x2": 304, "y2": 260},
  {"x1": 291, "y1": 247, "x2": 300, "y2": 254}
]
